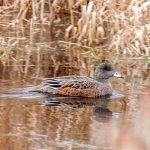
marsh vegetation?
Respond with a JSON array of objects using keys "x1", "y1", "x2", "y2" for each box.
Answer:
[{"x1": 0, "y1": 0, "x2": 150, "y2": 65}]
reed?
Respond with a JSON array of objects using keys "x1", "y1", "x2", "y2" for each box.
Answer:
[{"x1": 0, "y1": 0, "x2": 149, "y2": 65}]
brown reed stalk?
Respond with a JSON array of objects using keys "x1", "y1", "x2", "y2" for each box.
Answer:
[
  {"x1": 68, "y1": 0, "x2": 74, "y2": 27},
  {"x1": 40, "y1": 0, "x2": 45, "y2": 23},
  {"x1": 78, "y1": 1, "x2": 94, "y2": 42}
]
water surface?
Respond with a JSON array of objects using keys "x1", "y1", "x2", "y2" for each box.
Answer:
[{"x1": 0, "y1": 58, "x2": 149, "y2": 150}]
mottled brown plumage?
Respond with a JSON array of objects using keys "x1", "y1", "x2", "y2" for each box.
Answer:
[{"x1": 33, "y1": 64, "x2": 123, "y2": 97}]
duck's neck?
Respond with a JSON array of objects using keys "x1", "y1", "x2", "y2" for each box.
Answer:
[
  {"x1": 99, "y1": 78, "x2": 109, "y2": 83},
  {"x1": 94, "y1": 76, "x2": 109, "y2": 83}
]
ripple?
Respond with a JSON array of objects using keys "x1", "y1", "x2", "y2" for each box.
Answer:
[{"x1": 56, "y1": 140, "x2": 96, "y2": 150}]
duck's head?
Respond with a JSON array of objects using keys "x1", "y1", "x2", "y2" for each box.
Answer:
[{"x1": 94, "y1": 63, "x2": 123, "y2": 82}]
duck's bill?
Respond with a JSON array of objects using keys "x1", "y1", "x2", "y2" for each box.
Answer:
[{"x1": 113, "y1": 72, "x2": 124, "y2": 78}]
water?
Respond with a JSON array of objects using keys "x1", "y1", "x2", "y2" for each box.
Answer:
[{"x1": 0, "y1": 52, "x2": 150, "y2": 150}]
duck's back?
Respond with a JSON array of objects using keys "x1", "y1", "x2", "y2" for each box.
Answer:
[{"x1": 35, "y1": 75, "x2": 112, "y2": 97}]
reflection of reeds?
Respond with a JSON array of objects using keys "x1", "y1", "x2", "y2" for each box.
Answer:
[
  {"x1": 89, "y1": 86, "x2": 150, "y2": 150},
  {"x1": 113, "y1": 87, "x2": 150, "y2": 150}
]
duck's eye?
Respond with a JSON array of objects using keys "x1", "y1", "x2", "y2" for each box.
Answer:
[
  {"x1": 103, "y1": 65, "x2": 112, "y2": 71},
  {"x1": 99, "y1": 64, "x2": 113, "y2": 71}
]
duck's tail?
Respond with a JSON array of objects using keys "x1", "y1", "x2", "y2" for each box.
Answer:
[{"x1": 25, "y1": 84, "x2": 57, "y2": 94}]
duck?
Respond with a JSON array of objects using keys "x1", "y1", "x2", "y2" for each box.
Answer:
[{"x1": 33, "y1": 63, "x2": 123, "y2": 97}]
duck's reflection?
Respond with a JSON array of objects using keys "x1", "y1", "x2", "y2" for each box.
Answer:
[
  {"x1": 93, "y1": 107, "x2": 113, "y2": 122},
  {"x1": 43, "y1": 92, "x2": 128, "y2": 122}
]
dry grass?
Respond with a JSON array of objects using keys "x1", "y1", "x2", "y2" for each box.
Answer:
[
  {"x1": 0, "y1": 0, "x2": 150, "y2": 65},
  {"x1": 71, "y1": 0, "x2": 150, "y2": 56}
]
